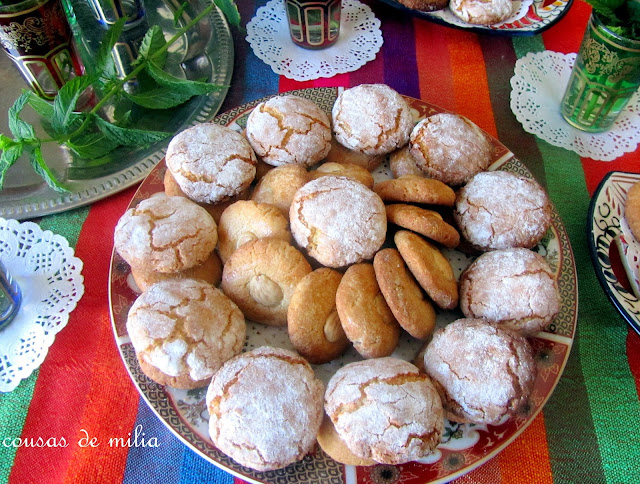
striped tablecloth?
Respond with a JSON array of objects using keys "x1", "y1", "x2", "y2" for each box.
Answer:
[{"x1": 2, "y1": 1, "x2": 640, "y2": 482}]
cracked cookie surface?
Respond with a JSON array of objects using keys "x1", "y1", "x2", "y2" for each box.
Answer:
[
  {"x1": 454, "y1": 171, "x2": 552, "y2": 251},
  {"x1": 127, "y1": 278, "x2": 245, "y2": 389},
  {"x1": 459, "y1": 248, "x2": 560, "y2": 335},
  {"x1": 332, "y1": 84, "x2": 413, "y2": 156},
  {"x1": 450, "y1": 0, "x2": 514, "y2": 25},
  {"x1": 423, "y1": 318, "x2": 536, "y2": 425},
  {"x1": 246, "y1": 95, "x2": 332, "y2": 167},
  {"x1": 325, "y1": 357, "x2": 444, "y2": 465},
  {"x1": 290, "y1": 176, "x2": 387, "y2": 268},
  {"x1": 165, "y1": 123, "x2": 257, "y2": 204},
  {"x1": 206, "y1": 346, "x2": 324, "y2": 471},
  {"x1": 114, "y1": 194, "x2": 218, "y2": 273}
]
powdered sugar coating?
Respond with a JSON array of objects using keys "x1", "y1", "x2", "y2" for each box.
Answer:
[
  {"x1": 460, "y1": 248, "x2": 560, "y2": 335},
  {"x1": 325, "y1": 358, "x2": 443, "y2": 465},
  {"x1": 423, "y1": 318, "x2": 536, "y2": 425},
  {"x1": 246, "y1": 95, "x2": 332, "y2": 166},
  {"x1": 206, "y1": 346, "x2": 324, "y2": 471},
  {"x1": 450, "y1": 0, "x2": 514, "y2": 25},
  {"x1": 290, "y1": 176, "x2": 387, "y2": 268},
  {"x1": 114, "y1": 194, "x2": 217, "y2": 273},
  {"x1": 410, "y1": 113, "x2": 493, "y2": 186},
  {"x1": 127, "y1": 279, "x2": 245, "y2": 388},
  {"x1": 332, "y1": 84, "x2": 413, "y2": 156},
  {"x1": 454, "y1": 171, "x2": 552, "y2": 251},
  {"x1": 165, "y1": 123, "x2": 257, "y2": 204}
]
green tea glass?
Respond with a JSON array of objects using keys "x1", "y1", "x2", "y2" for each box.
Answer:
[{"x1": 560, "y1": 13, "x2": 640, "y2": 132}]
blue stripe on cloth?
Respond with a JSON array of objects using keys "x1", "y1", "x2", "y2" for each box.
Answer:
[
  {"x1": 122, "y1": 400, "x2": 185, "y2": 484},
  {"x1": 178, "y1": 447, "x2": 235, "y2": 484}
]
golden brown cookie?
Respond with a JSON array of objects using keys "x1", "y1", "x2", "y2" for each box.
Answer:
[
  {"x1": 423, "y1": 318, "x2": 536, "y2": 424},
  {"x1": 325, "y1": 357, "x2": 444, "y2": 465},
  {"x1": 250, "y1": 164, "x2": 310, "y2": 218},
  {"x1": 311, "y1": 162, "x2": 374, "y2": 189},
  {"x1": 246, "y1": 94, "x2": 332, "y2": 167},
  {"x1": 127, "y1": 279, "x2": 246, "y2": 389},
  {"x1": 317, "y1": 414, "x2": 376, "y2": 466},
  {"x1": 625, "y1": 181, "x2": 640, "y2": 241},
  {"x1": 386, "y1": 203, "x2": 460, "y2": 248},
  {"x1": 221, "y1": 238, "x2": 312, "y2": 326},
  {"x1": 389, "y1": 145, "x2": 423, "y2": 178},
  {"x1": 373, "y1": 174, "x2": 456, "y2": 206},
  {"x1": 131, "y1": 251, "x2": 223, "y2": 292},
  {"x1": 165, "y1": 123, "x2": 256, "y2": 204},
  {"x1": 114, "y1": 194, "x2": 217, "y2": 273},
  {"x1": 373, "y1": 248, "x2": 436, "y2": 340},
  {"x1": 287, "y1": 268, "x2": 350, "y2": 364},
  {"x1": 335, "y1": 263, "x2": 399, "y2": 358},
  {"x1": 290, "y1": 176, "x2": 387, "y2": 268},
  {"x1": 332, "y1": 84, "x2": 414, "y2": 156},
  {"x1": 397, "y1": 0, "x2": 448, "y2": 11},
  {"x1": 450, "y1": 0, "x2": 514, "y2": 25},
  {"x1": 216, "y1": 200, "x2": 291, "y2": 264},
  {"x1": 460, "y1": 248, "x2": 560, "y2": 335},
  {"x1": 323, "y1": 137, "x2": 385, "y2": 171},
  {"x1": 207, "y1": 346, "x2": 324, "y2": 471},
  {"x1": 410, "y1": 113, "x2": 493, "y2": 186},
  {"x1": 394, "y1": 230, "x2": 458, "y2": 310}
]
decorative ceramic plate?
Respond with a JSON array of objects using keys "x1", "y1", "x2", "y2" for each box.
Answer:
[
  {"x1": 0, "y1": 0, "x2": 233, "y2": 220},
  {"x1": 588, "y1": 171, "x2": 640, "y2": 335},
  {"x1": 109, "y1": 88, "x2": 578, "y2": 484},
  {"x1": 377, "y1": 0, "x2": 573, "y2": 35}
]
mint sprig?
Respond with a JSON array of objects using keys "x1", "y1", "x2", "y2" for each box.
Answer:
[{"x1": 0, "y1": 0, "x2": 240, "y2": 193}]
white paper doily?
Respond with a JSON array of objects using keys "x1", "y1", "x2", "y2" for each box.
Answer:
[
  {"x1": 510, "y1": 50, "x2": 640, "y2": 161},
  {"x1": 0, "y1": 218, "x2": 84, "y2": 392},
  {"x1": 246, "y1": 0, "x2": 383, "y2": 81},
  {"x1": 435, "y1": 0, "x2": 533, "y2": 30}
]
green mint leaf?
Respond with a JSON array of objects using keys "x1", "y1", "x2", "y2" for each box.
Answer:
[
  {"x1": 0, "y1": 134, "x2": 16, "y2": 150},
  {"x1": 93, "y1": 18, "x2": 127, "y2": 78},
  {"x1": 26, "y1": 92, "x2": 55, "y2": 119},
  {"x1": 51, "y1": 75, "x2": 95, "y2": 135},
  {"x1": 8, "y1": 91, "x2": 35, "y2": 140},
  {"x1": 0, "y1": 141, "x2": 24, "y2": 190},
  {"x1": 137, "y1": 26, "x2": 168, "y2": 69},
  {"x1": 28, "y1": 144, "x2": 67, "y2": 192},
  {"x1": 66, "y1": 132, "x2": 120, "y2": 159},
  {"x1": 124, "y1": 85, "x2": 199, "y2": 109},
  {"x1": 147, "y1": 62, "x2": 225, "y2": 95},
  {"x1": 215, "y1": 0, "x2": 241, "y2": 26},
  {"x1": 92, "y1": 113, "x2": 170, "y2": 145},
  {"x1": 174, "y1": 2, "x2": 188, "y2": 27}
]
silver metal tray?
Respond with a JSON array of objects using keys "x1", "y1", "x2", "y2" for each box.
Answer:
[{"x1": 0, "y1": 0, "x2": 234, "y2": 220}]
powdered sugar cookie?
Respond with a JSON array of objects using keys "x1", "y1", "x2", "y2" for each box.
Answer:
[{"x1": 450, "y1": 0, "x2": 514, "y2": 25}]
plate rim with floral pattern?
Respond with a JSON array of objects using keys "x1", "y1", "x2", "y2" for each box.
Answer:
[
  {"x1": 108, "y1": 87, "x2": 578, "y2": 484},
  {"x1": 376, "y1": 0, "x2": 573, "y2": 36},
  {"x1": 587, "y1": 171, "x2": 640, "y2": 335}
]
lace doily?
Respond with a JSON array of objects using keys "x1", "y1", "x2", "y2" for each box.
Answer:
[
  {"x1": 246, "y1": 0, "x2": 383, "y2": 81},
  {"x1": 510, "y1": 51, "x2": 640, "y2": 161},
  {"x1": 433, "y1": 0, "x2": 533, "y2": 30},
  {"x1": 0, "y1": 218, "x2": 84, "y2": 392}
]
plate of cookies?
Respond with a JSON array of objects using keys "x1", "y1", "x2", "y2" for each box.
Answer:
[
  {"x1": 588, "y1": 171, "x2": 640, "y2": 335},
  {"x1": 109, "y1": 85, "x2": 578, "y2": 483},
  {"x1": 377, "y1": 0, "x2": 573, "y2": 35}
]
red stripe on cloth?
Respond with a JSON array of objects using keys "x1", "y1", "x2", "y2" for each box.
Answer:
[
  {"x1": 582, "y1": 157, "x2": 640, "y2": 196},
  {"x1": 9, "y1": 186, "x2": 139, "y2": 484},
  {"x1": 279, "y1": 77, "x2": 315, "y2": 93},
  {"x1": 627, "y1": 330, "x2": 640, "y2": 400},
  {"x1": 314, "y1": 73, "x2": 350, "y2": 88},
  {"x1": 413, "y1": 19, "x2": 455, "y2": 111},
  {"x1": 541, "y1": 1, "x2": 591, "y2": 55}
]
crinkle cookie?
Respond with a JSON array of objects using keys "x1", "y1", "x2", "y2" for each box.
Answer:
[
  {"x1": 325, "y1": 357, "x2": 444, "y2": 465},
  {"x1": 246, "y1": 94, "x2": 332, "y2": 167},
  {"x1": 450, "y1": 0, "x2": 514, "y2": 25},
  {"x1": 114, "y1": 194, "x2": 217, "y2": 273},
  {"x1": 454, "y1": 171, "x2": 552, "y2": 251},
  {"x1": 250, "y1": 164, "x2": 310, "y2": 219},
  {"x1": 423, "y1": 318, "x2": 536, "y2": 425},
  {"x1": 216, "y1": 200, "x2": 291, "y2": 264},
  {"x1": 289, "y1": 176, "x2": 387, "y2": 268},
  {"x1": 221, "y1": 238, "x2": 312, "y2": 326},
  {"x1": 207, "y1": 346, "x2": 324, "y2": 471},
  {"x1": 127, "y1": 279, "x2": 245, "y2": 389},
  {"x1": 460, "y1": 248, "x2": 560, "y2": 335},
  {"x1": 332, "y1": 84, "x2": 414, "y2": 156},
  {"x1": 165, "y1": 123, "x2": 256, "y2": 204},
  {"x1": 409, "y1": 113, "x2": 493, "y2": 186}
]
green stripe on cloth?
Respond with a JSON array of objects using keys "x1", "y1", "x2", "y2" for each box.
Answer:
[{"x1": 0, "y1": 205, "x2": 89, "y2": 482}]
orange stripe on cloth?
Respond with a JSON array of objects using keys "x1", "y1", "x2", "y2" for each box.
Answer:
[
  {"x1": 9, "y1": 186, "x2": 140, "y2": 484},
  {"x1": 452, "y1": 453, "x2": 502, "y2": 483},
  {"x1": 445, "y1": 29, "x2": 497, "y2": 138},
  {"x1": 497, "y1": 413, "x2": 553, "y2": 483},
  {"x1": 413, "y1": 19, "x2": 455, "y2": 112}
]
